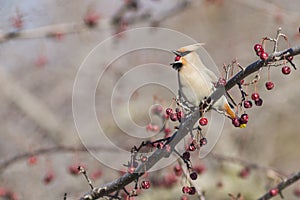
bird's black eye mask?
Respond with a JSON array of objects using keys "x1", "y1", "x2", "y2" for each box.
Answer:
[
  {"x1": 172, "y1": 50, "x2": 192, "y2": 57},
  {"x1": 170, "y1": 50, "x2": 192, "y2": 70}
]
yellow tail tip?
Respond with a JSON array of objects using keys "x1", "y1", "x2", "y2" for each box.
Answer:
[{"x1": 239, "y1": 124, "x2": 247, "y2": 128}]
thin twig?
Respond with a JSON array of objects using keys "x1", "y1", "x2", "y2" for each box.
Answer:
[
  {"x1": 79, "y1": 166, "x2": 94, "y2": 190},
  {"x1": 209, "y1": 153, "x2": 288, "y2": 177}
]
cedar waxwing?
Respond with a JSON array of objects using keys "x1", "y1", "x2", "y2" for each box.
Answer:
[{"x1": 171, "y1": 43, "x2": 236, "y2": 120}]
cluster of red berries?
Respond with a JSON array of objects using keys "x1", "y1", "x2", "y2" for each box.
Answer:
[
  {"x1": 165, "y1": 107, "x2": 184, "y2": 122},
  {"x1": 84, "y1": 10, "x2": 100, "y2": 27},
  {"x1": 182, "y1": 186, "x2": 196, "y2": 195},
  {"x1": 146, "y1": 123, "x2": 160, "y2": 132},
  {"x1": 254, "y1": 44, "x2": 268, "y2": 61},
  {"x1": 251, "y1": 92, "x2": 263, "y2": 106},
  {"x1": 0, "y1": 187, "x2": 18, "y2": 200},
  {"x1": 141, "y1": 180, "x2": 151, "y2": 189},
  {"x1": 232, "y1": 113, "x2": 249, "y2": 128},
  {"x1": 254, "y1": 44, "x2": 293, "y2": 76},
  {"x1": 242, "y1": 92, "x2": 264, "y2": 112}
]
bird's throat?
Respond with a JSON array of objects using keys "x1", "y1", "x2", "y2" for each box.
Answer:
[{"x1": 172, "y1": 62, "x2": 183, "y2": 71}]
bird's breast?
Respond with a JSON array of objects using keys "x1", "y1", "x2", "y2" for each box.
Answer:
[{"x1": 178, "y1": 66, "x2": 214, "y2": 107}]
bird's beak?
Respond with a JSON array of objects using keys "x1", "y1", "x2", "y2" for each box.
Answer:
[{"x1": 172, "y1": 50, "x2": 182, "y2": 56}]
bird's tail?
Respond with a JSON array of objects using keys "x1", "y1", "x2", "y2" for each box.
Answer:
[{"x1": 224, "y1": 102, "x2": 237, "y2": 120}]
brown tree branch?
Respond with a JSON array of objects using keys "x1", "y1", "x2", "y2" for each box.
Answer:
[
  {"x1": 257, "y1": 170, "x2": 300, "y2": 200},
  {"x1": 78, "y1": 45, "x2": 300, "y2": 199}
]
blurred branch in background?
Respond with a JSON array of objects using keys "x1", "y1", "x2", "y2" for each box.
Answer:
[{"x1": 0, "y1": 0, "x2": 192, "y2": 43}]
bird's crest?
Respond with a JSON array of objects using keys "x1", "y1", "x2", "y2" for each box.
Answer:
[{"x1": 178, "y1": 43, "x2": 205, "y2": 53}]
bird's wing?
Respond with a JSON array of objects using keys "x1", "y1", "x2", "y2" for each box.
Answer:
[{"x1": 203, "y1": 68, "x2": 218, "y2": 83}]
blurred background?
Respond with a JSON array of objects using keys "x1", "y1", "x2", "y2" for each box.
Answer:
[{"x1": 0, "y1": 0, "x2": 299, "y2": 199}]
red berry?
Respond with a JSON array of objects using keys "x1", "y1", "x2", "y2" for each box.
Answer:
[
  {"x1": 239, "y1": 114, "x2": 249, "y2": 124},
  {"x1": 200, "y1": 138, "x2": 207, "y2": 146},
  {"x1": 68, "y1": 164, "x2": 80, "y2": 175},
  {"x1": 254, "y1": 44, "x2": 263, "y2": 52},
  {"x1": 193, "y1": 165, "x2": 206, "y2": 174},
  {"x1": 166, "y1": 108, "x2": 173, "y2": 115},
  {"x1": 256, "y1": 51, "x2": 263, "y2": 56},
  {"x1": 269, "y1": 188, "x2": 279, "y2": 196},
  {"x1": 27, "y1": 156, "x2": 38, "y2": 165},
  {"x1": 141, "y1": 156, "x2": 148, "y2": 162},
  {"x1": 164, "y1": 113, "x2": 169, "y2": 119},
  {"x1": 35, "y1": 55, "x2": 48, "y2": 68},
  {"x1": 165, "y1": 144, "x2": 171, "y2": 153},
  {"x1": 199, "y1": 117, "x2": 208, "y2": 126},
  {"x1": 216, "y1": 181, "x2": 223, "y2": 188},
  {"x1": 216, "y1": 78, "x2": 226, "y2": 87},
  {"x1": 0, "y1": 187, "x2": 7, "y2": 196},
  {"x1": 177, "y1": 111, "x2": 184, "y2": 120},
  {"x1": 152, "y1": 125, "x2": 159, "y2": 132},
  {"x1": 232, "y1": 118, "x2": 240, "y2": 127},
  {"x1": 12, "y1": 15, "x2": 23, "y2": 29},
  {"x1": 265, "y1": 81, "x2": 274, "y2": 90},
  {"x1": 84, "y1": 11, "x2": 100, "y2": 27},
  {"x1": 251, "y1": 93, "x2": 260, "y2": 101},
  {"x1": 190, "y1": 172, "x2": 198, "y2": 180},
  {"x1": 188, "y1": 186, "x2": 196, "y2": 195},
  {"x1": 164, "y1": 127, "x2": 171, "y2": 134},
  {"x1": 181, "y1": 195, "x2": 189, "y2": 200},
  {"x1": 293, "y1": 188, "x2": 300, "y2": 197},
  {"x1": 260, "y1": 52, "x2": 269, "y2": 61},
  {"x1": 174, "y1": 165, "x2": 183, "y2": 176},
  {"x1": 152, "y1": 105, "x2": 163, "y2": 114},
  {"x1": 141, "y1": 180, "x2": 151, "y2": 189},
  {"x1": 188, "y1": 143, "x2": 196, "y2": 151},
  {"x1": 175, "y1": 55, "x2": 181, "y2": 61},
  {"x1": 170, "y1": 113, "x2": 178, "y2": 121},
  {"x1": 182, "y1": 151, "x2": 190, "y2": 160},
  {"x1": 146, "y1": 123, "x2": 153, "y2": 131},
  {"x1": 182, "y1": 186, "x2": 190, "y2": 194},
  {"x1": 128, "y1": 166, "x2": 135, "y2": 174},
  {"x1": 255, "y1": 98, "x2": 263, "y2": 106},
  {"x1": 287, "y1": 55, "x2": 293, "y2": 61},
  {"x1": 155, "y1": 142, "x2": 164, "y2": 149},
  {"x1": 162, "y1": 173, "x2": 178, "y2": 187},
  {"x1": 91, "y1": 170, "x2": 103, "y2": 180},
  {"x1": 282, "y1": 66, "x2": 291, "y2": 75},
  {"x1": 43, "y1": 171, "x2": 55, "y2": 184},
  {"x1": 243, "y1": 100, "x2": 253, "y2": 109},
  {"x1": 240, "y1": 79, "x2": 245, "y2": 85},
  {"x1": 239, "y1": 167, "x2": 250, "y2": 178}
]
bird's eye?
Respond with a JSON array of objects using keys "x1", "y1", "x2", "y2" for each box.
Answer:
[{"x1": 174, "y1": 55, "x2": 181, "y2": 61}]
